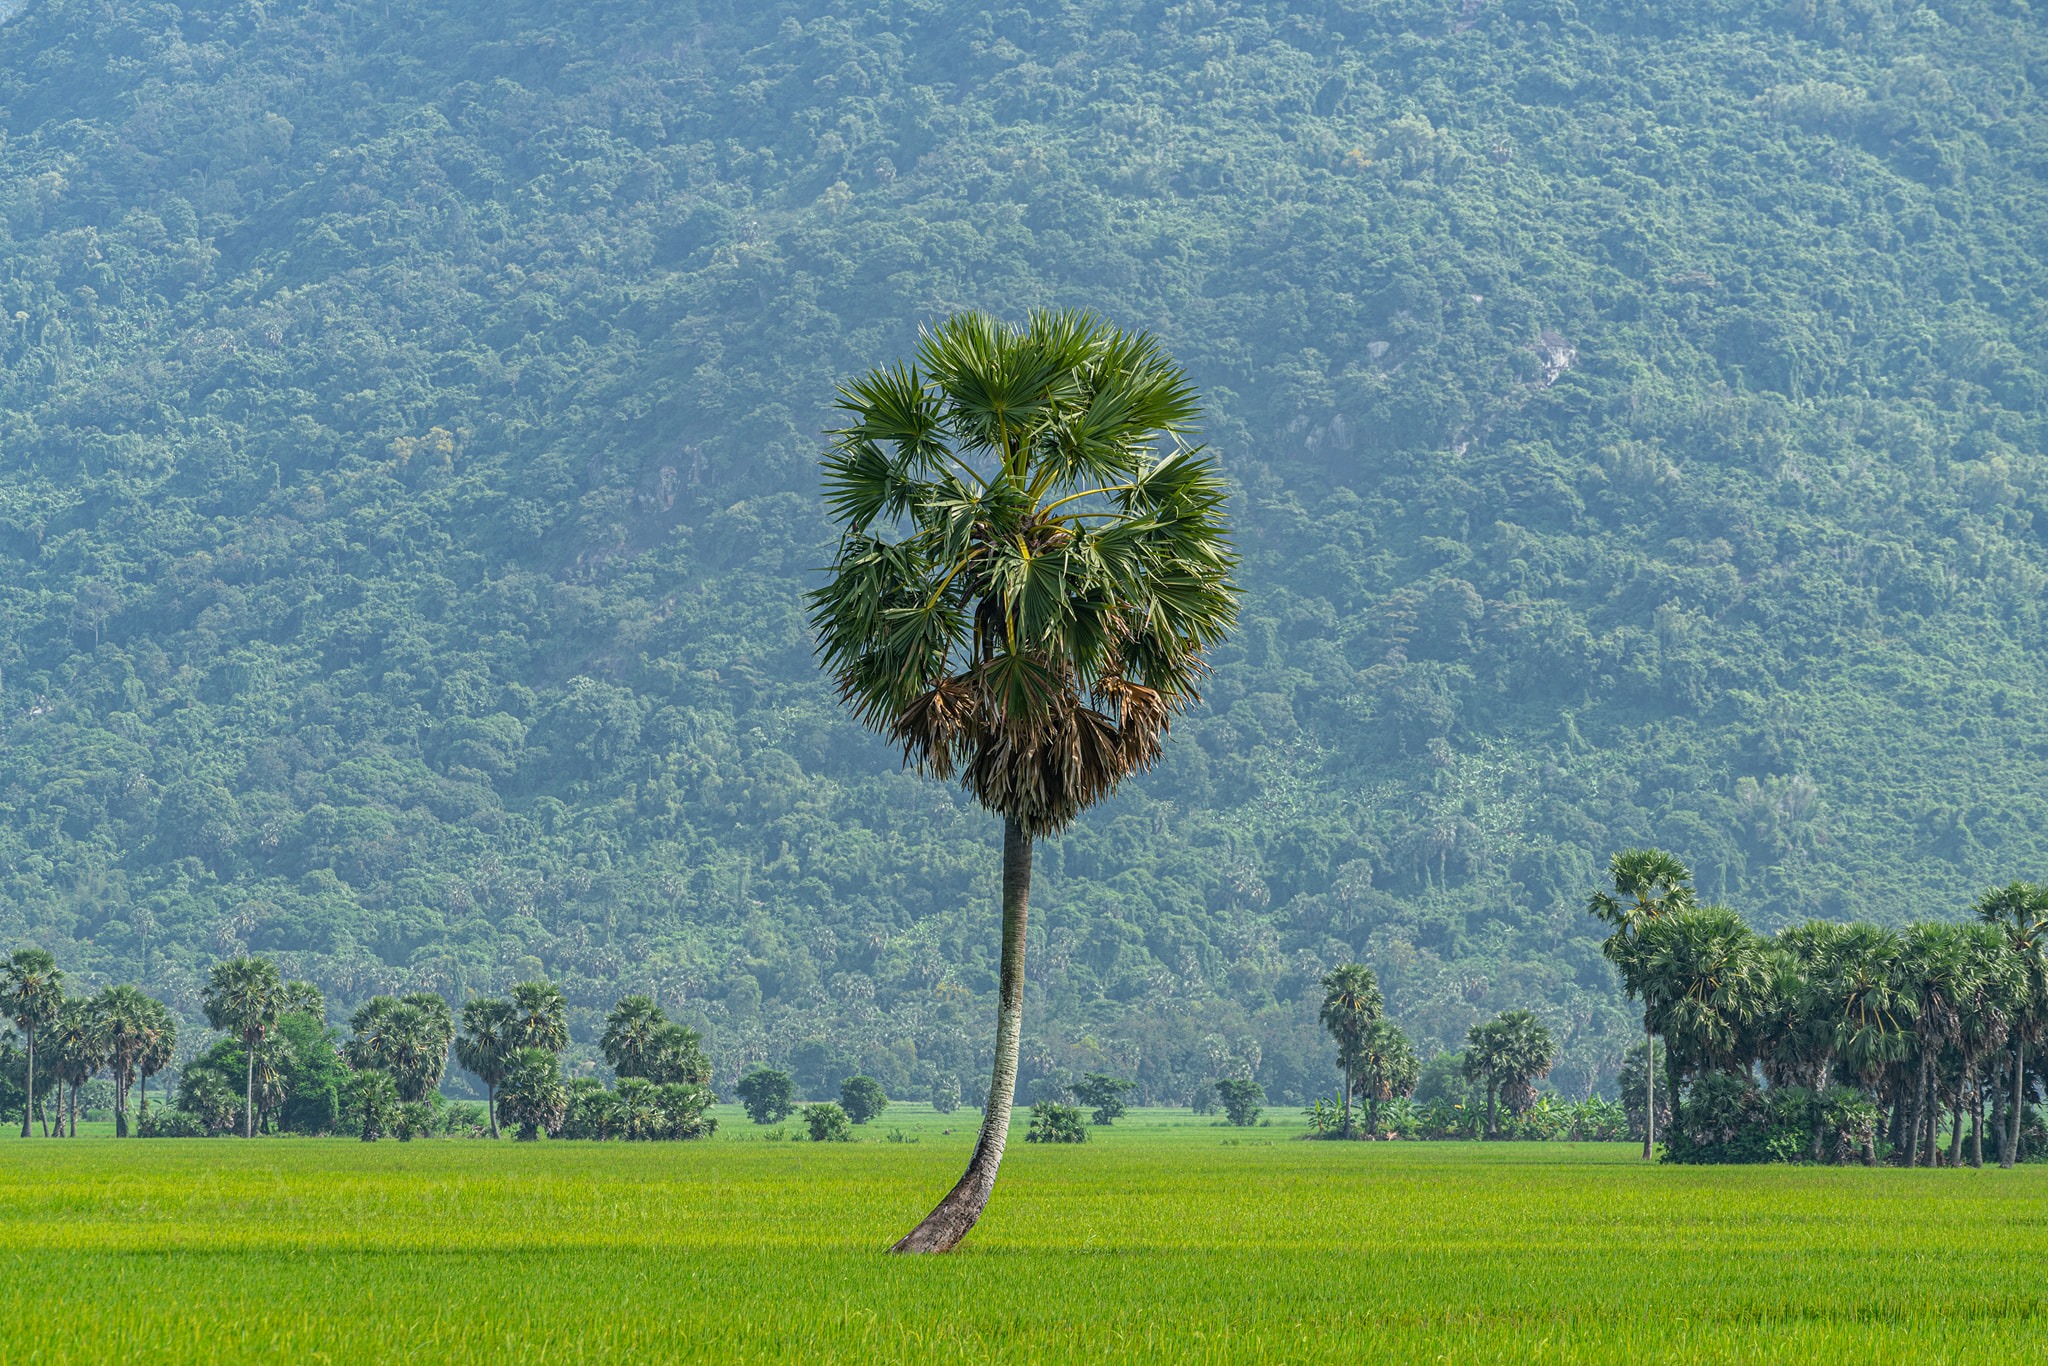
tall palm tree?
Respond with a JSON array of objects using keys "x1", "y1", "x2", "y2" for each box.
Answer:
[
  {"x1": 509, "y1": 981, "x2": 569, "y2": 1054},
  {"x1": 1813, "y1": 924, "x2": 1914, "y2": 1166},
  {"x1": 1317, "y1": 964, "x2": 1384, "y2": 1137},
  {"x1": 201, "y1": 956, "x2": 285, "y2": 1138},
  {"x1": 1587, "y1": 849, "x2": 1696, "y2": 1158},
  {"x1": 1463, "y1": 1009, "x2": 1556, "y2": 1135},
  {"x1": 348, "y1": 994, "x2": 455, "y2": 1103},
  {"x1": 1954, "y1": 923, "x2": 2022, "y2": 1168},
  {"x1": 1354, "y1": 1018, "x2": 1420, "y2": 1135},
  {"x1": 2, "y1": 949, "x2": 64, "y2": 1137},
  {"x1": 50, "y1": 998, "x2": 108, "y2": 1137},
  {"x1": 1974, "y1": 881, "x2": 2048, "y2": 1168},
  {"x1": 601, "y1": 995, "x2": 665, "y2": 1078},
  {"x1": 95, "y1": 985, "x2": 156, "y2": 1137},
  {"x1": 497, "y1": 1046, "x2": 568, "y2": 1141},
  {"x1": 135, "y1": 997, "x2": 176, "y2": 1122},
  {"x1": 810, "y1": 310, "x2": 1236, "y2": 1252},
  {"x1": 1635, "y1": 905, "x2": 1772, "y2": 1100},
  {"x1": 1900, "y1": 922, "x2": 1974, "y2": 1167},
  {"x1": 455, "y1": 997, "x2": 519, "y2": 1138}
]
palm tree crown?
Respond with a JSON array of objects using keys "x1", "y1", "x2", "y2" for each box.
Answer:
[{"x1": 808, "y1": 309, "x2": 1238, "y2": 837}]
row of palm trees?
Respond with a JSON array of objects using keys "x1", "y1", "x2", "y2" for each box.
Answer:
[
  {"x1": 2, "y1": 949, "x2": 178, "y2": 1136},
  {"x1": 3, "y1": 948, "x2": 714, "y2": 1141},
  {"x1": 1317, "y1": 962, "x2": 1559, "y2": 1138},
  {"x1": 1590, "y1": 851, "x2": 2048, "y2": 1167}
]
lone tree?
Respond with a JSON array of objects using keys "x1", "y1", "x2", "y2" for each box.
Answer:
[
  {"x1": 1587, "y1": 849, "x2": 1696, "y2": 1158},
  {"x1": 735, "y1": 1067, "x2": 794, "y2": 1124},
  {"x1": 840, "y1": 1075, "x2": 888, "y2": 1124},
  {"x1": 201, "y1": 956, "x2": 285, "y2": 1139},
  {"x1": 2, "y1": 949, "x2": 63, "y2": 1137},
  {"x1": 1072, "y1": 1073, "x2": 1137, "y2": 1125},
  {"x1": 1318, "y1": 963, "x2": 1385, "y2": 1137},
  {"x1": 810, "y1": 310, "x2": 1236, "y2": 1252}
]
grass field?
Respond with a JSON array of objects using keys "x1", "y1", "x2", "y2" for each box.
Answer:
[{"x1": 5, "y1": 1107, "x2": 2046, "y2": 1363}]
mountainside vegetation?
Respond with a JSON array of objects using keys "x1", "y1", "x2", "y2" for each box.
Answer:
[{"x1": 2, "y1": 0, "x2": 2045, "y2": 1105}]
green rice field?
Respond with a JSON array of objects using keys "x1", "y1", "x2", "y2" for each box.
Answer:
[{"x1": 4, "y1": 1107, "x2": 2045, "y2": 1363}]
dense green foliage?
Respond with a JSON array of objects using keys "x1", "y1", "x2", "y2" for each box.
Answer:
[
  {"x1": 2, "y1": 0, "x2": 2046, "y2": 1104},
  {"x1": 12, "y1": 1136, "x2": 2048, "y2": 1361}
]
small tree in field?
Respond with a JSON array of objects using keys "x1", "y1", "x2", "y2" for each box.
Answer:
[
  {"x1": 810, "y1": 310, "x2": 1236, "y2": 1251},
  {"x1": 1072, "y1": 1073, "x2": 1137, "y2": 1125},
  {"x1": 736, "y1": 1067, "x2": 794, "y2": 1124},
  {"x1": 840, "y1": 1075, "x2": 888, "y2": 1124},
  {"x1": 1216, "y1": 1077, "x2": 1264, "y2": 1127},
  {"x1": 803, "y1": 1102, "x2": 853, "y2": 1142},
  {"x1": 1025, "y1": 1101, "x2": 1087, "y2": 1142}
]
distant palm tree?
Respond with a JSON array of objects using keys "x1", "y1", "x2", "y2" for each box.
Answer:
[
  {"x1": 201, "y1": 956, "x2": 285, "y2": 1138},
  {"x1": 1635, "y1": 905, "x2": 1772, "y2": 1100},
  {"x1": 509, "y1": 981, "x2": 569, "y2": 1055},
  {"x1": 1974, "y1": 881, "x2": 2048, "y2": 1168},
  {"x1": 1318, "y1": 964, "x2": 1385, "y2": 1137},
  {"x1": 1, "y1": 949, "x2": 63, "y2": 1137},
  {"x1": 50, "y1": 998, "x2": 108, "y2": 1137},
  {"x1": 1900, "y1": 922, "x2": 1974, "y2": 1167},
  {"x1": 455, "y1": 997, "x2": 519, "y2": 1138},
  {"x1": 1354, "y1": 1018, "x2": 1420, "y2": 1135},
  {"x1": 601, "y1": 995, "x2": 664, "y2": 1078},
  {"x1": 1463, "y1": 1010, "x2": 1556, "y2": 1136},
  {"x1": 95, "y1": 985, "x2": 156, "y2": 1137},
  {"x1": 135, "y1": 998, "x2": 177, "y2": 1123},
  {"x1": 810, "y1": 310, "x2": 1236, "y2": 1252},
  {"x1": 1812, "y1": 924, "x2": 1915, "y2": 1166},
  {"x1": 1588, "y1": 849, "x2": 1696, "y2": 1158},
  {"x1": 348, "y1": 993, "x2": 454, "y2": 1106},
  {"x1": 1954, "y1": 923, "x2": 2022, "y2": 1168},
  {"x1": 498, "y1": 1046, "x2": 568, "y2": 1141}
]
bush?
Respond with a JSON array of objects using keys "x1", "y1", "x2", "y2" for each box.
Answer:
[
  {"x1": 802, "y1": 1102, "x2": 852, "y2": 1141},
  {"x1": 1216, "y1": 1078, "x2": 1264, "y2": 1127},
  {"x1": 839, "y1": 1075, "x2": 887, "y2": 1125},
  {"x1": 736, "y1": 1068, "x2": 794, "y2": 1125},
  {"x1": 1024, "y1": 1101, "x2": 1087, "y2": 1143},
  {"x1": 929, "y1": 1074, "x2": 960, "y2": 1114},
  {"x1": 138, "y1": 1108, "x2": 206, "y2": 1138},
  {"x1": 1663, "y1": 1075, "x2": 1877, "y2": 1165}
]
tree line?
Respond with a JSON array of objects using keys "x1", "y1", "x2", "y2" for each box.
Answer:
[
  {"x1": 1299, "y1": 851, "x2": 2048, "y2": 1165},
  {"x1": 0, "y1": 949, "x2": 716, "y2": 1142}
]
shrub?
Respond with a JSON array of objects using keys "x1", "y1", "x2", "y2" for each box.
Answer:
[
  {"x1": 839, "y1": 1075, "x2": 887, "y2": 1125},
  {"x1": 1663, "y1": 1075, "x2": 1877, "y2": 1165},
  {"x1": 802, "y1": 1102, "x2": 852, "y2": 1141},
  {"x1": 1216, "y1": 1078, "x2": 1264, "y2": 1127},
  {"x1": 1025, "y1": 1101, "x2": 1087, "y2": 1143},
  {"x1": 928, "y1": 1074, "x2": 960, "y2": 1114},
  {"x1": 736, "y1": 1068, "x2": 794, "y2": 1125},
  {"x1": 138, "y1": 1108, "x2": 206, "y2": 1138}
]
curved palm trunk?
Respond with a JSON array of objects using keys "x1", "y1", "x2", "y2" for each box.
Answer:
[
  {"x1": 2003, "y1": 1039, "x2": 2026, "y2": 1169},
  {"x1": 1642, "y1": 1022, "x2": 1654, "y2": 1160},
  {"x1": 892, "y1": 817, "x2": 1031, "y2": 1254},
  {"x1": 1909, "y1": 1052, "x2": 1932, "y2": 1167},
  {"x1": 19, "y1": 1030, "x2": 32, "y2": 1138}
]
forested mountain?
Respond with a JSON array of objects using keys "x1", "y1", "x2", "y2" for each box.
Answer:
[{"x1": 2, "y1": 0, "x2": 2044, "y2": 1106}]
